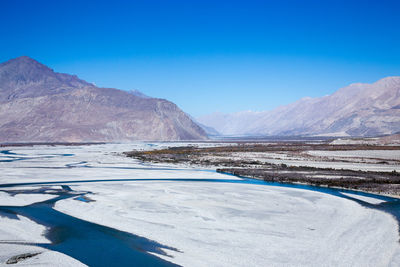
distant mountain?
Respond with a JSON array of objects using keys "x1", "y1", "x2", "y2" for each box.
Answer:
[
  {"x1": 378, "y1": 133, "x2": 400, "y2": 144},
  {"x1": 0, "y1": 56, "x2": 207, "y2": 142},
  {"x1": 197, "y1": 111, "x2": 262, "y2": 136},
  {"x1": 195, "y1": 122, "x2": 220, "y2": 136},
  {"x1": 198, "y1": 77, "x2": 400, "y2": 137},
  {"x1": 184, "y1": 113, "x2": 220, "y2": 137}
]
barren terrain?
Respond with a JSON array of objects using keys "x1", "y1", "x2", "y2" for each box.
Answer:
[{"x1": 125, "y1": 142, "x2": 400, "y2": 196}]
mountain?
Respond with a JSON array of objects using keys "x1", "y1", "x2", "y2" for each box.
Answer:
[
  {"x1": 378, "y1": 133, "x2": 400, "y2": 145},
  {"x1": 196, "y1": 111, "x2": 263, "y2": 136},
  {"x1": 0, "y1": 56, "x2": 207, "y2": 142},
  {"x1": 198, "y1": 77, "x2": 400, "y2": 137},
  {"x1": 194, "y1": 121, "x2": 220, "y2": 137},
  {"x1": 128, "y1": 89, "x2": 151, "y2": 98},
  {"x1": 184, "y1": 113, "x2": 220, "y2": 137}
]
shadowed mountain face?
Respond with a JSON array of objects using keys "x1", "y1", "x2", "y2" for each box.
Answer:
[
  {"x1": 198, "y1": 77, "x2": 400, "y2": 137},
  {"x1": 0, "y1": 56, "x2": 207, "y2": 142}
]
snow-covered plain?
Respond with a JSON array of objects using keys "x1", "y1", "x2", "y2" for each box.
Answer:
[{"x1": 1, "y1": 143, "x2": 400, "y2": 266}]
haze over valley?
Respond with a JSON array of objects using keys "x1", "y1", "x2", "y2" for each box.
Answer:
[{"x1": 198, "y1": 76, "x2": 400, "y2": 138}]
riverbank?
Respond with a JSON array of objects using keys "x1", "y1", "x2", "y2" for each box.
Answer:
[
  {"x1": 125, "y1": 142, "x2": 400, "y2": 196},
  {"x1": 0, "y1": 142, "x2": 105, "y2": 147}
]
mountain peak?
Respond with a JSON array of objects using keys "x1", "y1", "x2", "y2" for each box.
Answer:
[
  {"x1": 11, "y1": 55, "x2": 38, "y2": 62},
  {"x1": 0, "y1": 56, "x2": 94, "y2": 100},
  {"x1": 374, "y1": 76, "x2": 400, "y2": 87},
  {"x1": 0, "y1": 56, "x2": 55, "y2": 84},
  {"x1": 2, "y1": 56, "x2": 51, "y2": 70}
]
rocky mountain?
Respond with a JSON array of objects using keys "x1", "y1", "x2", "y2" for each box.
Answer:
[
  {"x1": 198, "y1": 77, "x2": 400, "y2": 137},
  {"x1": 0, "y1": 56, "x2": 207, "y2": 142}
]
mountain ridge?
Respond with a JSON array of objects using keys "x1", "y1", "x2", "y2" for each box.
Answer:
[
  {"x1": 198, "y1": 76, "x2": 400, "y2": 137},
  {"x1": 0, "y1": 56, "x2": 207, "y2": 142}
]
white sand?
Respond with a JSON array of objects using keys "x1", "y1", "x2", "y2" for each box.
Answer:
[
  {"x1": 0, "y1": 192, "x2": 54, "y2": 206},
  {"x1": 0, "y1": 213, "x2": 85, "y2": 266},
  {"x1": 220, "y1": 151, "x2": 400, "y2": 172},
  {"x1": 0, "y1": 143, "x2": 399, "y2": 266},
  {"x1": 341, "y1": 192, "x2": 387, "y2": 205},
  {"x1": 307, "y1": 150, "x2": 400, "y2": 160}
]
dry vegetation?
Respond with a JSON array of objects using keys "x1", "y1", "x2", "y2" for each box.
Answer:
[{"x1": 125, "y1": 143, "x2": 400, "y2": 196}]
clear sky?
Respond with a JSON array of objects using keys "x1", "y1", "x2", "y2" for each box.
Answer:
[{"x1": 1, "y1": 0, "x2": 400, "y2": 117}]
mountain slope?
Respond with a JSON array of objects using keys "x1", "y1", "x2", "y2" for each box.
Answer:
[
  {"x1": 0, "y1": 56, "x2": 207, "y2": 142},
  {"x1": 198, "y1": 77, "x2": 400, "y2": 137}
]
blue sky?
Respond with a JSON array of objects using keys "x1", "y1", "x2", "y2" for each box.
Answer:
[{"x1": 1, "y1": 0, "x2": 400, "y2": 117}]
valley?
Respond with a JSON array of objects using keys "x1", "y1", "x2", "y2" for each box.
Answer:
[{"x1": 1, "y1": 143, "x2": 400, "y2": 266}]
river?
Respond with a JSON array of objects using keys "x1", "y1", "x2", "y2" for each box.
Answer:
[{"x1": 1, "y1": 143, "x2": 399, "y2": 266}]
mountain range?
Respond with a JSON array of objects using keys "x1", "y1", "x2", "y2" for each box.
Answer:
[
  {"x1": 198, "y1": 76, "x2": 400, "y2": 137},
  {"x1": 0, "y1": 56, "x2": 207, "y2": 142},
  {"x1": 2, "y1": 56, "x2": 398, "y2": 141}
]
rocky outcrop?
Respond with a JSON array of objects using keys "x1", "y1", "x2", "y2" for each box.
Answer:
[{"x1": 6, "y1": 253, "x2": 41, "y2": 264}]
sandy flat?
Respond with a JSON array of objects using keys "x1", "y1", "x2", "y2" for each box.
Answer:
[{"x1": 1, "y1": 143, "x2": 399, "y2": 266}]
